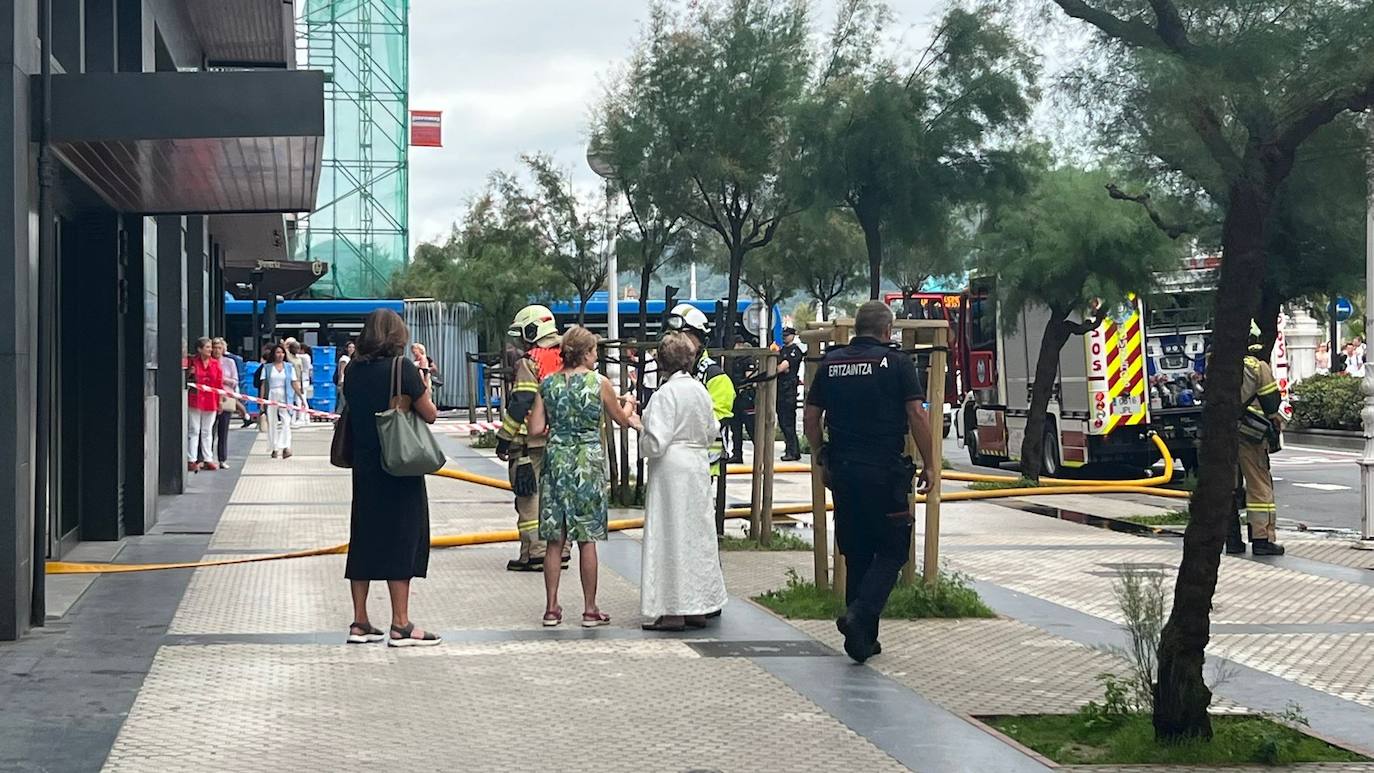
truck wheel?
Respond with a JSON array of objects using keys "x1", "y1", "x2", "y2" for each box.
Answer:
[
  {"x1": 1178, "y1": 450, "x2": 1198, "y2": 477},
  {"x1": 942, "y1": 414, "x2": 951, "y2": 439},
  {"x1": 1041, "y1": 426, "x2": 1061, "y2": 477},
  {"x1": 966, "y1": 428, "x2": 982, "y2": 466}
]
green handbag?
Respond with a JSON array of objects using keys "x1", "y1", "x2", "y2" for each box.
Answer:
[{"x1": 376, "y1": 357, "x2": 446, "y2": 476}]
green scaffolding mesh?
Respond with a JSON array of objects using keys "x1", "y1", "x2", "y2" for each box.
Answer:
[{"x1": 296, "y1": 0, "x2": 409, "y2": 299}]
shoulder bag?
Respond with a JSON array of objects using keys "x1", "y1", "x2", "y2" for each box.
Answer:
[
  {"x1": 330, "y1": 403, "x2": 353, "y2": 468},
  {"x1": 376, "y1": 357, "x2": 446, "y2": 476}
]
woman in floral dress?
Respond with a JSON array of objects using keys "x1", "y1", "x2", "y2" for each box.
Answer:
[{"x1": 527, "y1": 326, "x2": 641, "y2": 627}]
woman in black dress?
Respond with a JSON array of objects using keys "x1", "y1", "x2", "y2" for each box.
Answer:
[{"x1": 343, "y1": 309, "x2": 441, "y2": 647}]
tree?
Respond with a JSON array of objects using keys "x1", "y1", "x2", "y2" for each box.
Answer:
[
  {"x1": 502, "y1": 154, "x2": 623, "y2": 326},
  {"x1": 593, "y1": 66, "x2": 694, "y2": 343},
  {"x1": 795, "y1": 0, "x2": 1036, "y2": 298},
  {"x1": 976, "y1": 165, "x2": 1179, "y2": 480},
  {"x1": 883, "y1": 216, "x2": 974, "y2": 302},
  {"x1": 1051, "y1": 0, "x2": 1374, "y2": 741},
  {"x1": 630, "y1": 0, "x2": 812, "y2": 344},
  {"x1": 772, "y1": 207, "x2": 866, "y2": 320}
]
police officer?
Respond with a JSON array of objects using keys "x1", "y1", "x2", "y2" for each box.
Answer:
[
  {"x1": 1227, "y1": 321, "x2": 1285, "y2": 556},
  {"x1": 804, "y1": 301, "x2": 935, "y2": 663},
  {"x1": 777, "y1": 326, "x2": 804, "y2": 461},
  {"x1": 726, "y1": 340, "x2": 757, "y2": 463}
]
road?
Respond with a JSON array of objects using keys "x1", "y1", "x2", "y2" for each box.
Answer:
[{"x1": 939, "y1": 435, "x2": 1370, "y2": 535}]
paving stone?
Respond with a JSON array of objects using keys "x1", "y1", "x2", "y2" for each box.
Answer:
[
  {"x1": 101, "y1": 642, "x2": 906, "y2": 773},
  {"x1": 1210, "y1": 632, "x2": 1374, "y2": 709}
]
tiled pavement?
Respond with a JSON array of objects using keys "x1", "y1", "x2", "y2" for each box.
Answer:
[{"x1": 10, "y1": 421, "x2": 1374, "y2": 771}]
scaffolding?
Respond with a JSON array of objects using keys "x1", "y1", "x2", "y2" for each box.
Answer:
[{"x1": 297, "y1": 0, "x2": 409, "y2": 299}]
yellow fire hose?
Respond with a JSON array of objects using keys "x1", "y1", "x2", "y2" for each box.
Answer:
[{"x1": 46, "y1": 435, "x2": 1186, "y2": 575}]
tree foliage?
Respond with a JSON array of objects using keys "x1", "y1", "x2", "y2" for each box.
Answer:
[
  {"x1": 626, "y1": 0, "x2": 813, "y2": 344},
  {"x1": 768, "y1": 207, "x2": 866, "y2": 319},
  {"x1": 1049, "y1": 0, "x2": 1374, "y2": 742},
  {"x1": 796, "y1": 0, "x2": 1037, "y2": 297}
]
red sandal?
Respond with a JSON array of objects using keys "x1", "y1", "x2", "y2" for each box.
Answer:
[
  {"x1": 542, "y1": 606, "x2": 563, "y2": 627},
  {"x1": 581, "y1": 611, "x2": 610, "y2": 628}
]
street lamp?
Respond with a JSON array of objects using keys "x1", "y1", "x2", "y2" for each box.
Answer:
[
  {"x1": 586, "y1": 145, "x2": 620, "y2": 342},
  {"x1": 1361, "y1": 115, "x2": 1374, "y2": 545}
]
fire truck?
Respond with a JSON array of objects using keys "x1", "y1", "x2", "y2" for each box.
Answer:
[
  {"x1": 955, "y1": 257, "x2": 1288, "y2": 475},
  {"x1": 883, "y1": 291, "x2": 963, "y2": 437}
]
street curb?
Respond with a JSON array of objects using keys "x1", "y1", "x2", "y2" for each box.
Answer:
[{"x1": 1285, "y1": 427, "x2": 1364, "y2": 452}]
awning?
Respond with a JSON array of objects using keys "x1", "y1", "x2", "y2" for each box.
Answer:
[
  {"x1": 185, "y1": 0, "x2": 296, "y2": 68},
  {"x1": 44, "y1": 70, "x2": 324, "y2": 214},
  {"x1": 222, "y1": 257, "x2": 329, "y2": 300}
]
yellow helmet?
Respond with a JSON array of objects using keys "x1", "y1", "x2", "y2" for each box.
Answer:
[{"x1": 510, "y1": 304, "x2": 557, "y2": 344}]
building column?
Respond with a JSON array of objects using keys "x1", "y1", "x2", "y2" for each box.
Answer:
[
  {"x1": 156, "y1": 215, "x2": 186, "y2": 495},
  {"x1": 186, "y1": 217, "x2": 206, "y2": 341},
  {"x1": 84, "y1": 0, "x2": 116, "y2": 73},
  {"x1": 121, "y1": 215, "x2": 157, "y2": 534}
]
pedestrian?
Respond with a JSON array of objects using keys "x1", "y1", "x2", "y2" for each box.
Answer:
[
  {"x1": 1227, "y1": 321, "x2": 1286, "y2": 556},
  {"x1": 342, "y1": 309, "x2": 442, "y2": 647},
  {"x1": 210, "y1": 337, "x2": 239, "y2": 470},
  {"x1": 726, "y1": 340, "x2": 758, "y2": 465},
  {"x1": 528, "y1": 325, "x2": 641, "y2": 628},
  {"x1": 336, "y1": 339, "x2": 356, "y2": 412},
  {"x1": 804, "y1": 301, "x2": 936, "y2": 663},
  {"x1": 1314, "y1": 342, "x2": 1330, "y2": 376},
  {"x1": 1351, "y1": 336, "x2": 1367, "y2": 378},
  {"x1": 295, "y1": 342, "x2": 314, "y2": 426},
  {"x1": 1332, "y1": 341, "x2": 1349, "y2": 375},
  {"x1": 185, "y1": 336, "x2": 223, "y2": 473},
  {"x1": 411, "y1": 342, "x2": 437, "y2": 388},
  {"x1": 638, "y1": 332, "x2": 726, "y2": 631},
  {"x1": 259, "y1": 342, "x2": 300, "y2": 459},
  {"x1": 777, "y1": 326, "x2": 804, "y2": 461},
  {"x1": 495, "y1": 305, "x2": 568, "y2": 572}
]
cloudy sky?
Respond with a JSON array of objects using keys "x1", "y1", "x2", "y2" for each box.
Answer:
[{"x1": 407, "y1": 0, "x2": 953, "y2": 254}]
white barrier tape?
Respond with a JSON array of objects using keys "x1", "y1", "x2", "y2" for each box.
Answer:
[
  {"x1": 190, "y1": 383, "x2": 340, "y2": 420},
  {"x1": 435, "y1": 421, "x2": 502, "y2": 434}
]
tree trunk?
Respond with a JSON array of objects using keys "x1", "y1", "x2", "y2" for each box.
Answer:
[
  {"x1": 1153, "y1": 179, "x2": 1273, "y2": 742},
  {"x1": 639, "y1": 262, "x2": 652, "y2": 344},
  {"x1": 1019, "y1": 313, "x2": 1071, "y2": 482},
  {"x1": 722, "y1": 244, "x2": 745, "y2": 348},
  {"x1": 857, "y1": 209, "x2": 883, "y2": 300},
  {"x1": 821, "y1": 299, "x2": 831, "y2": 322},
  {"x1": 577, "y1": 292, "x2": 587, "y2": 326}
]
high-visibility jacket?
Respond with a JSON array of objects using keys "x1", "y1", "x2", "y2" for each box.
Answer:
[
  {"x1": 694, "y1": 351, "x2": 734, "y2": 467},
  {"x1": 498, "y1": 344, "x2": 561, "y2": 450},
  {"x1": 1241, "y1": 355, "x2": 1282, "y2": 421}
]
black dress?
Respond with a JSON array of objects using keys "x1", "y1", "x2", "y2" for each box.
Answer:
[{"x1": 343, "y1": 356, "x2": 430, "y2": 580}]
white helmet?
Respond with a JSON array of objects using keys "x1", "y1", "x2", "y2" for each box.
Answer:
[{"x1": 666, "y1": 303, "x2": 710, "y2": 338}]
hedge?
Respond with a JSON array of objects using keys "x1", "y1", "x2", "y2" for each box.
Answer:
[{"x1": 1290, "y1": 373, "x2": 1363, "y2": 430}]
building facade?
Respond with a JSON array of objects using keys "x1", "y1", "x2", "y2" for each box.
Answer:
[{"x1": 0, "y1": 0, "x2": 324, "y2": 639}]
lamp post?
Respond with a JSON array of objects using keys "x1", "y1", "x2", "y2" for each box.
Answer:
[
  {"x1": 586, "y1": 146, "x2": 619, "y2": 341},
  {"x1": 1361, "y1": 115, "x2": 1374, "y2": 545}
]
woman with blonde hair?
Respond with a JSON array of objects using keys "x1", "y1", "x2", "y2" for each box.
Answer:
[
  {"x1": 528, "y1": 325, "x2": 640, "y2": 627},
  {"x1": 638, "y1": 332, "x2": 726, "y2": 630}
]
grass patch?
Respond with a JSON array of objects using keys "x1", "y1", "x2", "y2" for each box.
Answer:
[
  {"x1": 1164, "y1": 472, "x2": 1198, "y2": 492},
  {"x1": 1120, "y1": 510, "x2": 1190, "y2": 526},
  {"x1": 753, "y1": 568, "x2": 996, "y2": 620},
  {"x1": 988, "y1": 712, "x2": 1366, "y2": 766},
  {"x1": 967, "y1": 477, "x2": 1040, "y2": 491},
  {"x1": 719, "y1": 530, "x2": 813, "y2": 551}
]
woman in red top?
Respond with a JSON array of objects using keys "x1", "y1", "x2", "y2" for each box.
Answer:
[{"x1": 186, "y1": 337, "x2": 224, "y2": 472}]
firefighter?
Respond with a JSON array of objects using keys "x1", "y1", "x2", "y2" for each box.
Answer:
[
  {"x1": 1227, "y1": 320, "x2": 1285, "y2": 556},
  {"x1": 726, "y1": 340, "x2": 758, "y2": 464},
  {"x1": 777, "y1": 326, "x2": 804, "y2": 461},
  {"x1": 804, "y1": 301, "x2": 935, "y2": 663},
  {"x1": 665, "y1": 304, "x2": 735, "y2": 464},
  {"x1": 496, "y1": 304, "x2": 569, "y2": 572}
]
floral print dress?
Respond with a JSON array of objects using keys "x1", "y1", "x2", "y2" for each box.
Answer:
[{"x1": 538, "y1": 371, "x2": 609, "y2": 542}]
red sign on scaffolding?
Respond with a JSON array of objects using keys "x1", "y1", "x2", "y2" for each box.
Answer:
[{"x1": 410, "y1": 110, "x2": 442, "y2": 147}]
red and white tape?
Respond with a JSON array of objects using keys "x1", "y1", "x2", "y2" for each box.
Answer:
[
  {"x1": 435, "y1": 421, "x2": 502, "y2": 435},
  {"x1": 190, "y1": 384, "x2": 340, "y2": 420}
]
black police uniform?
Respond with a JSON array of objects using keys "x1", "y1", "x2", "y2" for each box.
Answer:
[
  {"x1": 777, "y1": 340, "x2": 804, "y2": 459},
  {"x1": 806, "y1": 335, "x2": 922, "y2": 658},
  {"x1": 727, "y1": 354, "x2": 757, "y2": 462}
]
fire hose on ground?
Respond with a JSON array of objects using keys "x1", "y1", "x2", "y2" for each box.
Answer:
[{"x1": 45, "y1": 434, "x2": 1186, "y2": 574}]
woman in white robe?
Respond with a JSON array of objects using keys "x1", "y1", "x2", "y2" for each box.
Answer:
[{"x1": 639, "y1": 332, "x2": 728, "y2": 631}]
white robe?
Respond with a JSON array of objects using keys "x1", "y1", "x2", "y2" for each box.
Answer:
[{"x1": 639, "y1": 372, "x2": 728, "y2": 618}]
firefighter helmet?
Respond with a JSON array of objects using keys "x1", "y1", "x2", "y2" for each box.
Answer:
[
  {"x1": 666, "y1": 303, "x2": 710, "y2": 339},
  {"x1": 510, "y1": 305, "x2": 558, "y2": 344},
  {"x1": 1248, "y1": 319, "x2": 1264, "y2": 353}
]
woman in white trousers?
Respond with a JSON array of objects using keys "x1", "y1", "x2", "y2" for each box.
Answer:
[
  {"x1": 259, "y1": 341, "x2": 301, "y2": 459},
  {"x1": 185, "y1": 337, "x2": 223, "y2": 472}
]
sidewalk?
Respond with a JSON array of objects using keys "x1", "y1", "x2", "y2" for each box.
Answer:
[{"x1": 4, "y1": 421, "x2": 1374, "y2": 771}]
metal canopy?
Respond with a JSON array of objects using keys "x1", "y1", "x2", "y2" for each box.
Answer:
[
  {"x1": 222, "y1": 257, "x2": 329, "y2": 300},
  {"x1": 186, "y1": 0, "x2": 295, "y2": 68},
  {"x1": 45, "y1": 70, "x2": 325, "y2": 214}
]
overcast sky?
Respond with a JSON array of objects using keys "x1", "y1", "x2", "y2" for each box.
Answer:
[{"x1": 407, "y1": 0, "x2": 954, "y2": 255}]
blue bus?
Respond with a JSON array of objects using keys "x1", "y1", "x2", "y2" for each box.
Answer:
[
  {"x1": 224, "y1": 297, "x2": 404, "y2": 356},
  {"x1": 547, "y1": 293, "x2": 784, "y2": 345}
]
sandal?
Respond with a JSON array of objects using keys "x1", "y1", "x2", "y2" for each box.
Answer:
[
  {"x1": 641, "y1": 616, "x2": 686, "y2": 632},
  {"x1": 387, "y1": 622, "x2": 441, "y2": 648},
  {"x1": 581, "y1": 611, "x2": 611, "y2": 628},
  {"x1": 346, "y1": 622, "x2": 385, "y2": 644},
  {"x1": 542, "y1": 606, "x2": 563, "y2": 627}
]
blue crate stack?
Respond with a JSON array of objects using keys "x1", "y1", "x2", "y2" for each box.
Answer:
[
  {"x1": 241, "y1": 361, "x2": 261, "y2": 416},
  {"x1": 310, "y1": 346, "x2": 337, "y2": 415}
]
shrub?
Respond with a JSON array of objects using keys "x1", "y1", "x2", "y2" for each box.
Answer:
[
  {"x1": 1290, "y1": 374, "x2": 1362, "y2": 430},
  {"x1": 470, "y1": 430, "x2": 500, "y2": 449}
]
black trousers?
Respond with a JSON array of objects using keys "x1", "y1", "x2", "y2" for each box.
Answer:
[
  {"x1": 213, "y1": 410, "x2": 233, "y2": 463},
  {"x1": 777, "y1": 382, "x2": 799, "y2": 456},
  {"x1": 727, "y1": 413, "x2": 753, "y2": 459},
  {"x1": 830, "y1": 458, "x2": 911, "y2": 637}
]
